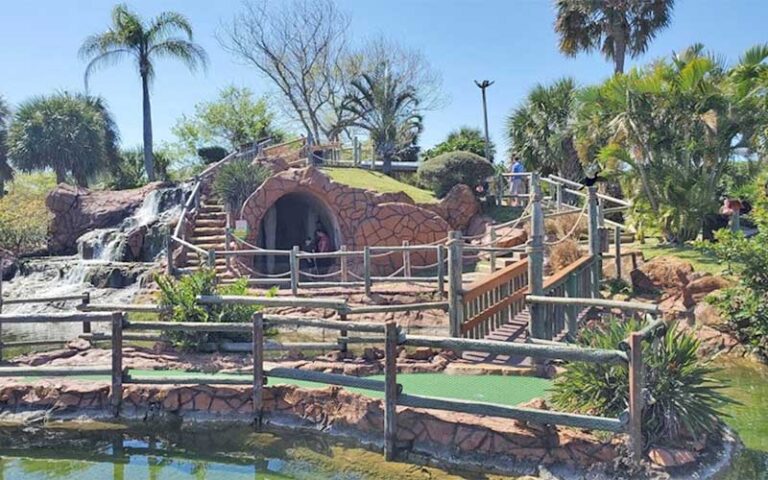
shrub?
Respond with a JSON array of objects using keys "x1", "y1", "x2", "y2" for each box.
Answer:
[
  {"x1": 213, "y1": 159, "x2": 271, "y2": 212},
  {"x1": 417, "y1": 151, "x2": 494, "y2": 198},
  {"x1": 198, "y1": 146, "x2": 229, "y2": 164},
  {"x1": 551, "y1": 318, "x2": 730, "y2": 448},
  {"x1": 545, "y1": 213, "x2": 587, "y2": 241},
  {"x1": 0, "y1": 173, "x2": 54, "y2": 254},
  {"x1": 548, "y1": 239, "x2": 583, "y2": 272},
  {"x1": 109, "y1": 147, "x2": 171, "y2": 190},
  {"x1": 155, "y1": 269, "x2": 269, "y2": 350},
  {"x1": 707, "y1": 287, "x2": 768, "y2": 360}
]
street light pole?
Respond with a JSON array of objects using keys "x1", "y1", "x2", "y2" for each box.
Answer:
[{"x1": 475, "y1": 80, "x2": 494, "y2": 162}]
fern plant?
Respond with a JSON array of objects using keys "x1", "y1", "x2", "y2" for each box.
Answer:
[{"x1": 551, "y1": 317, "x2": 731, "y2": 448}]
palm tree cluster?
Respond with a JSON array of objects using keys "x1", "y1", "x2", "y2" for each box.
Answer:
[{"x1": 509, "y1": 44, "x2": 768, "y2": 243}]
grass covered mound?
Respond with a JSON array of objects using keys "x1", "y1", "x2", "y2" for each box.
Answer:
[{"x1": 321, "y1": 167, "x2": 437, "y2": 204}]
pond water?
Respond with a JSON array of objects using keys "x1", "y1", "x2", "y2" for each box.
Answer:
[
  {"x1": 0, "y1": 422, "x2": 508, "y2": 480},
  {"x1": 713, "y1": 359, "x2": 768, "y2": 480}
]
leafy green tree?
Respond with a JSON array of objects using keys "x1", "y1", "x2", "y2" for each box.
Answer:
[
  {"x1": 0, "y1": 96, "x2": 11, "y2": 196},
  {"x1": 507, "y1": 77, "x2": 583, "y2": 180},
  {"x1": 80, "y1": 3, "x2": 208, "y2": 182},
  {"x1": 172, "y1": 86, "x2": 284, "y2": 157},
  {"x1": 7, "y1": 92, "x2": 119, "y2": 187},
  {"x1": 554, "y1": 0, "x2": 675, "y2": 74},
  {"x1": 424, "y1": 127, "x2": 495, "y2": 161},
  {"x1": 342, "y1": 63, "x2": 423, "y2": 175}
]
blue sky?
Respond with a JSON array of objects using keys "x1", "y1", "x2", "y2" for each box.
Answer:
[{"x1": 1, "y1": 0, "x2": 767, "y2": 155}]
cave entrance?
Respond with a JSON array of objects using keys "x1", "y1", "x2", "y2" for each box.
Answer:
[{"x1": 257, "y1": 192, "x2": 340, "y2": 274}]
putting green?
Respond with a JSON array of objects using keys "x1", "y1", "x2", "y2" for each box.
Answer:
[{"x1": 24, "y1": 369, "x2": 551, "y2": 407}]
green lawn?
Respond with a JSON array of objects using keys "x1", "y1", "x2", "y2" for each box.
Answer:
[
  {"x1": 632, "y1": 238, "x2": 727, "y2": 275},
  {"x1": 321, "y1": 167, "x2": 437, "y2": 204}
]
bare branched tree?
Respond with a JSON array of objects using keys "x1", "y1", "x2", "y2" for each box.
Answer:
[{"x1": 220, "y1": 0, "x2": 350, "y2": 141}]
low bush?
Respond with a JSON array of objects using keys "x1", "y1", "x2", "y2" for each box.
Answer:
[
  {"x1": 545, "y1": 213, "x2": 587, "y2": 241},
  {"x1": 198, "y1": 146, "x2": 229, "y2": 164},
  {"x1": 213, "y1": 159, "x2": 271, "y2": 212},
  {"x1": 548, "y1": 239, "x2": 583, "y2": 272},
  {"x1": 551, "y1": 318, "x2": 730, "y2": 448},
  {"x1": 707, "y1": 287, "x2": 768, "y2": 361},
  {"x1": 417, "y1": 151, "x2": 494, "y2": 198},
  {"x1": 155, "y1": 269, "x2": 272, "y2": 350}
]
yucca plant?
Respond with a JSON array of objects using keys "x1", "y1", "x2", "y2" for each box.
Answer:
[
  {"x1": 213, "y1": 159, "x2": 271, "y2": 213},
  {"x1": 552, "y1": 317, "x2": 731, "y2": 448}
]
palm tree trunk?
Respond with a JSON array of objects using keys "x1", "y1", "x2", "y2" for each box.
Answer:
[
  {"x1": 142, "y1": 73, "x2": 156, "y2": 182},
  {"x1": 613, "y1": 34, "x2": 627, "y2": 74}
]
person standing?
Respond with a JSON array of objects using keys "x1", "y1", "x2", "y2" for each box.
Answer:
[{"x1": 509, "y1": 156, "x2": 526, "y2": 206}]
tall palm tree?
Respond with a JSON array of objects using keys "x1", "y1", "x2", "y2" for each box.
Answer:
[
  {"x1": 0, "y1": 96, "x2": 12, "y2": 196},
  {"x1": 554, "y1": 0, "x2": 675, "y2": 74},
  {"x1": 507, "y1": 77, "x2": 583, "y2": 181},
  {"x1": 80, "y1": 4, "x2": 207, "y2": 181},
  {"x1": 342, "y1": 63, "x2": 423, "y2": 175}
]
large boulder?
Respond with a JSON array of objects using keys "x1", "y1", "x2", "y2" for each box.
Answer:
[
  {"x1": 46, "y1": 182, "x2": 170, "y2": 255},
  {"x1": 421, "y1": 184, "x2": 480, "y2": 231},
  {"x1": 684, "y1": 273, "x2": 733, "y2": 306}
]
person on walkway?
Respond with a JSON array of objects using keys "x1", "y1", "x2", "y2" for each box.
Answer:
[
  {"x1": 509, "y1": 156, "x2": 526, "y2": 206},
  {"x1": 314, "y1": 228, "x2": 333, "y2": 274}
]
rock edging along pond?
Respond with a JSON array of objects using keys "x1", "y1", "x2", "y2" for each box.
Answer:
[{"x1": 0, "y1": 380, "x2": 742, "y2": 478}]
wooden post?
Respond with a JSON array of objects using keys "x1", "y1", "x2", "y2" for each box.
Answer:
[
  {"x1": 628, "y1": 332, "x2": 644, "y2": 462},
  {"x1": 207, "y1": 250, "x2": 216, "y2": 269},
  {"x1": 527, "y1": 174, "x2": 548, "y2": 340},
  {"x1": 363, "y1": 246, "x2": 372, "y2": 297},
  {"x1": 225, "y1": 229, "x2": 232, "y2": 272},
  {"x1": 436, "y1": 245, "x2": 445, "y2": 296},
  {"x1": 339, "y1": 312, "x2": 348, "y2": 354},
  {"x1": 564, "y1": 275, "x2": 578, "y2": 339},
  {"x1": 353, "y1": 136, "x2": 360, "y2": 166},
  {"x1": 252, "y1": 312, "x2": 264, "y2": 427},
  {"x1": 384, "y1": 321, "x2": 398, "y2": 461},
  {"x1": 614, "y1": 227, "x2": 622, "y2": 280},
  {"x1": 587, "y1": 187, "x2": 601, "y2": 298},
  {"x1": 555, "y1": 182, "x2": 563, "y2": 211},
  {"x1": 402, "y1": 241, "x2": 411, "y2": 277},
  {"x1": 290, "y1": 246, "x2": 299, "y2": 295},
  {"x1": 340, "y1": 245, "x2": 348, "y2": 282},
  {"x1": 447, "y1": 231, "x2": 463, "y2": 337},
  {"x1": 81, "y1": 292, "x2": 92, "y2": 334},
  {"x1": 111, "y1": 312, "x2": 124, "y2": 417},
  {"x1": 164, "y1": 233, "x2": 173, "y2": 276},
  {"x1": 489, "y1": 228, "x2": 497, "y2": 273}
]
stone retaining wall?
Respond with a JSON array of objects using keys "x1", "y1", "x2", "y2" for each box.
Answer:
[{"x1": 0, "y1": 380, "x2": 619, "y2": 475}]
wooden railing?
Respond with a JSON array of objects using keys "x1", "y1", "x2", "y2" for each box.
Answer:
[
  {"x1": 459, "y1": 258, "x2": 529, "y2": 339},
  {"x1": 539, "y1": 255, "x2": 596, "y2": 339}
]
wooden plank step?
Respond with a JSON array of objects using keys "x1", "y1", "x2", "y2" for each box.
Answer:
[
  {"x1": 200, "y1": 205, "x2": 224, "y2": 213},
  {"x1": 197, "y1": 212, "x2": 226, "y2": 219},
  {"x1": 195, "y1": 219, "x2": 226, "y2": 228},
  {"x1": 193, "y1": 227, "x2": 226, "y2": 235},
  {"x1": 191, "y1": 235, "x2": 226, "y2": 243}
]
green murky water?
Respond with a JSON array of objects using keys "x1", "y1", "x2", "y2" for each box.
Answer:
[{"x1": 714, "y1": 359, "x2": 768, "y2": 480}]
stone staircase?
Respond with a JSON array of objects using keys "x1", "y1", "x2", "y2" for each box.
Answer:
[{"x1": 183, "y1": 192, "x2": 230, "y2": 276}]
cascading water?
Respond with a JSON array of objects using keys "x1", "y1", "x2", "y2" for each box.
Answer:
[{"x1": 1, "y1": 184, "x2": 191, "y2": 344}]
